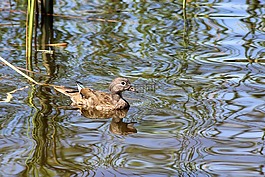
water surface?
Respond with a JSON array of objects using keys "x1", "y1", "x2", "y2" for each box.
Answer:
[{"x1": 1, "y1": 0, "x2": 265, "y2": 176}]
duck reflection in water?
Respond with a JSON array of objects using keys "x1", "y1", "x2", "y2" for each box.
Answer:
[
  {"x1": 54, "y1": 77, "x2": 137, "y2": 135},
  {"x1": 80, "y1": 108, "x2": 137, "y2": 135}
]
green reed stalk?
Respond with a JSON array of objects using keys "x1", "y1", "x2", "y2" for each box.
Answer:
[
  {"x1": 183, "y1": 0, "x2": 186, "y2": 10},
  {"x1": 26, "y1": 0, "x2": 35, "y2": 71}
]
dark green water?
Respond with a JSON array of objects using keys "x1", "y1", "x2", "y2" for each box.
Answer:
[{"x1": 1, "y1": 0, "x2": 265, "y2": 176}]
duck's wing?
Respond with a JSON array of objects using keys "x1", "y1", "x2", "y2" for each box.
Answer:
[
  {"x1": 80, "y1": 88, "x2": 113, "y2": 106},
  {"x1": 55, "y1": 85, "x2": 115, "y2": 110}
]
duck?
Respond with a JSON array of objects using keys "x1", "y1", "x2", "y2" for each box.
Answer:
[{"x1": 54, "y1": 77, "x2": 136, "y2": 111}]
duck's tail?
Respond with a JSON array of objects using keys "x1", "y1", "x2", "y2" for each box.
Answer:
[
  {"x1": 76, "y1": 81, "x2": 85, "y2": 92},
  {"x1": 54, "y1": 86, "x2": 79, "y2": 97}
]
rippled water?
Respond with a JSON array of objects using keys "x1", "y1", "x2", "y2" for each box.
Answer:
[{"x1": 1, "y1": 0, "x2": 265, "y2": 176}]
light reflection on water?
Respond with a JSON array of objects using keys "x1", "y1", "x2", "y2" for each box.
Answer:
[{"x1": 1, "y1": 0, "x2": 265, "y2": 176}]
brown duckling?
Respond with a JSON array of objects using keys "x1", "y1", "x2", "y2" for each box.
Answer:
[{"x1": 55, "y1": 77, "x2": 136, "y2": 111}]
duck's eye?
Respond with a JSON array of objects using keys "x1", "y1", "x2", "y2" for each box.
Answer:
[{"x1": 121, "y1": 81, "x2": 126, "y2": 86}]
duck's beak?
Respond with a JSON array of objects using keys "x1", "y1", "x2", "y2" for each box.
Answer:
[{"x1": 128, "y1": 86, "x2": 138, "y2": 93}]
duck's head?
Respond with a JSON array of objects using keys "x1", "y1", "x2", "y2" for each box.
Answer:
[{"x1": 109, "y1": 77, "x2": 136, "y2": 94}]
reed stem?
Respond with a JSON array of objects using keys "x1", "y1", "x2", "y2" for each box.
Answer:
[{"x1": 0, "y1": 56, "x2": 40, "y2": 85}]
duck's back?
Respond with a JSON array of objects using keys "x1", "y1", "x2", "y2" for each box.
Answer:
[
  {"x1": 77, "y1": 88, "x2": 114, "y2": 109},
  {"x1": 54, "y1": 86, "x2": 128, "y2": 110}
]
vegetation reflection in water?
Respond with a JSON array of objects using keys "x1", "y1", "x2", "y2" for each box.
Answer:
[
  {"x1": 0, "y1": 57, "x2": 138, "y2": 174},
  {"x1": 1, "y1": 0, "x2": 265, "y2": 176}
]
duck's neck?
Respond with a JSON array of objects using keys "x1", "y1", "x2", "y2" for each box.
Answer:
[
  {"x1": 111, "y1": 92, "x2": 129, "y2": 109},
  {"x1": 111, "y1": 93, "x2": 123, "y2": 103}
]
